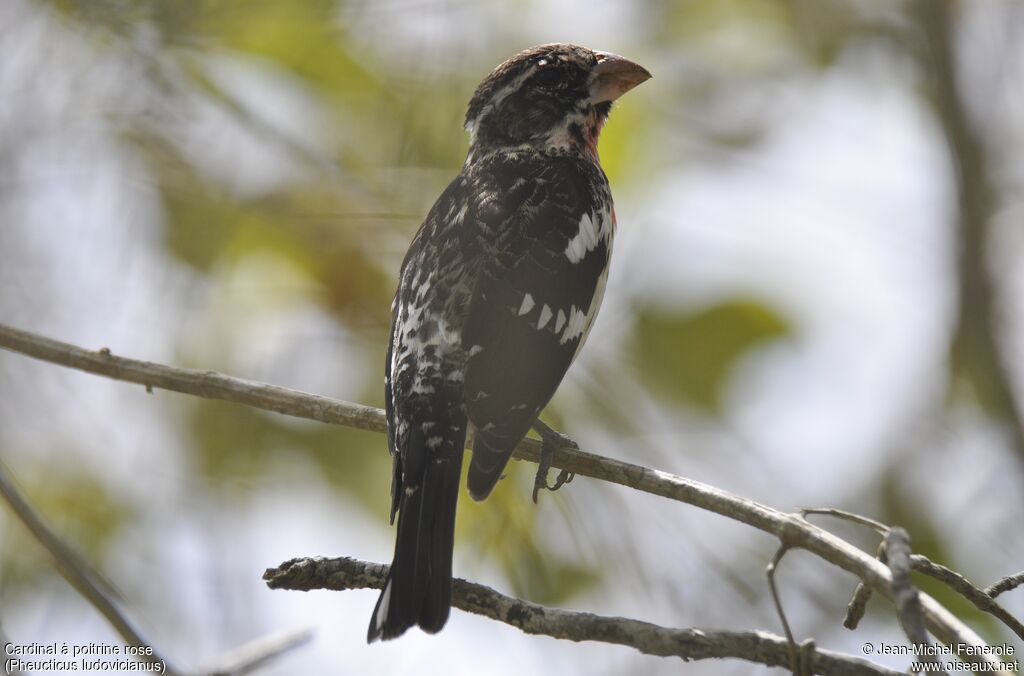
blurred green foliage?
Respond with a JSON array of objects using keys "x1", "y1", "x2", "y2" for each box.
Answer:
[
  {"x1": 655, "y1": 0, "x2": 862, "y2": 66},
  {"x1": 631, "y1": 299, "x2": 789, "y2": 412},
  {"x1": 7, "y1": 0, "x2": 822, "y2": 609},
  {"x1": 460, "y1": 461, "x2": 602, "y2": 604},
  {"x1": 7, "y1": 0, "x2": 1015, "y2": 652},
  {"x1": 188, "y1": 401, "x2": 390, "y2": 506},
  {"x1": 0, "y1": 468, "x2": 132, "y2": 593}
]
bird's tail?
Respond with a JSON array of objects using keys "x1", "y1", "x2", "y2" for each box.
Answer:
[
  {"x1": 367, "y1": 433, "x2": 464, "y2": 642},
  {"x1": 466, "y1": 428, "x2": 520, "y2": 501}
]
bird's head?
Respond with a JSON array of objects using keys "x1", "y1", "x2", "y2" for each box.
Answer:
[{"x1": 464, "y1": 43, "x2": 651, "y2": 160}]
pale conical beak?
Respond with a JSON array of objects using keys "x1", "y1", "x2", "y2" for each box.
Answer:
[{"x1": 588, "y1": 51, "x2": 652, "y2": 104}]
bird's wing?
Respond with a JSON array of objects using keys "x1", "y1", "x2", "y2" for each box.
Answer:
[
  {"x1": 462, "y1": 156, "x2": 612, "y2": 500},
  {"x1": 384, "y1": 172, "x2": 480, "y2": 515},
  {"x1": 373, "y1": 175, "x2": 476, "y2": 640}
]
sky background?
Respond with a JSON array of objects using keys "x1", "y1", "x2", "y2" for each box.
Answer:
[{"x1": 1, "y1": 1, "x2": 1022, "y2": 674}]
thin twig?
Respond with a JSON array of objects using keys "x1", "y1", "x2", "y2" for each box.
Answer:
[
  {"x1": 885, "y1": 529, "x2": 945, "y2": 674},
  {"x1": 264, "y1": 556, "x2": 902, "y2": 676},
  {"x1": 0, "y1": 463, "x2": 177, "y2": 675},
  {"x1": 1, "y1": 455, "x2": 313, "y2": 676},
  {"x1": 987, "y1": 572, "x2": 1024, "y2": 599},
  {"x1": 805, "y1": 505, "x2": 1024, "y2": 643},
  {"x1": 843, "y1": 583, "x2": 872, "y2": 632},
  {"x1": 766, "y1": 545, "x2": 802, "y2": 675},
  {"x1": 844, "y1": 541, "x2": 886, "y2": 631},
  {"x1": 203, "y1": 627, "x2": 313, "y2": 676},
  {"x1": 911, "y1": 555, "x2": 1024, "y2": 641},
  {"x1": 801, "y1": 508, "x2": 889, "y2": 536},
  {"x1": 0, "y1": 322, "x2": 386, "y2": 434},
  {"x1": 0, "y1": 321, "x2": 1001, "y2": 665}
]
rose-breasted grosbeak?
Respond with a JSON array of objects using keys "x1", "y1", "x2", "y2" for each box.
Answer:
[{"x1": 368, "y1": 43, "x2": 650, "y2": 642}]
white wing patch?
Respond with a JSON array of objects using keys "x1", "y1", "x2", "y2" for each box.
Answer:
[
  {"x1": 560, "y1": 306, "x2": 588, "y2": 344},
  {"x1": 559, "y1": 245, "x2": 612, "y2": 356},
  {"x1": 518, "y1": 293, "x2": 535, "y2": 316},
  {"x1": 565, "y1": 210, "x2": 612, "y2": 264},
  {"x1": 537, "y1": 304, "x2": 553, "y2": 330},
  {"x1": 569, "y1": 263, "x2": 611, "y2": 360},
  {"x1": 505, "y1": 210, "x2": 615, "y2": 352}
]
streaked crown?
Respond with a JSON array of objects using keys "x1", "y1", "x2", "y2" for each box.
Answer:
[{"x1": 464, "y1": 44, "x2": 650, "y2": 156}]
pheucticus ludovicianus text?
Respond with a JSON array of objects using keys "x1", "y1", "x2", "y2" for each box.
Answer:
[{"x1": 368, "y1": 43, "x2": 650, "y2": 642}]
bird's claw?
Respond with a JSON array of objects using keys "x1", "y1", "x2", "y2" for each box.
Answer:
[{"x1": 531, "y1": 423, "x2": 578, "y2": 503}]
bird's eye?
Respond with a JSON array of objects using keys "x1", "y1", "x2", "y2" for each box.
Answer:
[{"x1": 533, "y1": 66, "x2": 562, "y2": 89}]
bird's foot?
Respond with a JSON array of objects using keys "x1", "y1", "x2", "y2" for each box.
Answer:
[{"x1": 531, "y1": 419, "x2": 577, "y2": 503}]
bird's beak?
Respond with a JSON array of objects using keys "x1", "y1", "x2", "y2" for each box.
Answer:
[{"x1": 588, "y1": 51, "x2": 652, "y2": 104}]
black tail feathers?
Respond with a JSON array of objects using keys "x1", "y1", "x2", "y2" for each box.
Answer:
[
  {"x1": 466, "y1": 430, "x2": 517, "y2": 501},
  {"x1": 367, "y1": 448, "x2": 463, "y2": 642}
]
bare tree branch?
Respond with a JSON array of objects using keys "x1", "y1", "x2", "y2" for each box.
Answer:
[
  {"x1": 987, "y1": 572, "x2": 1024, "y2": 599},
  {"x1": 801, "y1": 508, "x2": 888, "y2": 535},
  {"x1": 0, "y1": 321, "x2": 1004, "y2": 665},
  {"x1": 843, "y1": 582, "x2": 873, "y2": 632},
  {"x1": 843, "y1": 541, "x2": 885, "y2": 632},
  {"x1": 813, "y1": 504, "x2": 1024, "y2": 641},
  {"x1": 920, "y1": 0, "x2": 1024, "y2": 471},
  {"x1": 885, "y1": 529, "x2": 945, "y2": 674},
  {"x1": 765, "y1": 545, "x2": 803, "y2": 675},
  {"x1": 910, "y1": 555, "x2": 1024, "y2": 641},
  {"x1": 0, "y1": 462, "x2": 178, "y2": 675},
  {"x1": 202, "y1": 627, "x2": 313, "y2": 676},
  {"x1": 264, "y1": 556, "x2": 901, "y2": 676},
  {"x1": 0, "y1": 452, "x2": 313, "y2": 675},
  {"x1": 0, "y1": 322, "x2": 386, "y2": 434}
]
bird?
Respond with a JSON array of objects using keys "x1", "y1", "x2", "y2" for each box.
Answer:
[{"x1": 368, "y1": 43, "x2": 650, "y2": 642}]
